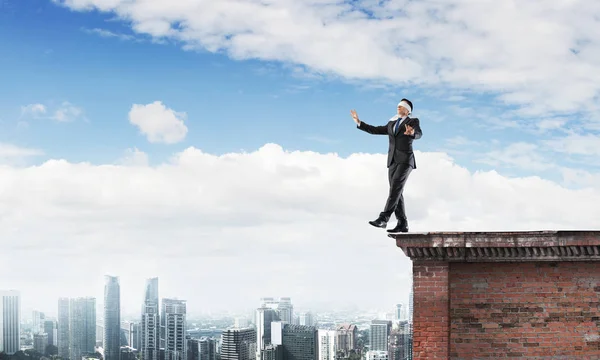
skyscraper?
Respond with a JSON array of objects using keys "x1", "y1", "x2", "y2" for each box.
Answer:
[
  {"x1": 127, "y1": 322, "x2": 141, "y2": 351},
  {"x1": 298, "y1": 312, "x2": 314, "y2": 327},
  {"x1": 199, "y1": 337, "x2": 217, "y2": 360},
  {"x1": 221, "y1": 328, "x2": 256, "y2": 360},
  {"x1": 395, "y1": 304, "x2": 402, "y2": 322},
  {"x1": 281, "y1": 324, "x2": 317, "y2": 360},
  {"x1": 44, "y1": 320, "x2": 58, "y2": 347},
  {"x1": 58, "y1": 297, "x2": 70, "y2": 359},
  {"x1": 104, "y1": 275, "x2": 121, "y2": 360},
  {"x1": 142, "y1": 278, "x2": 159, "y2": 360},
  {"x1": 162, "y1": 299, "x2": 186, "y2": 360},
  {"x1": 187, "y1": 337, "x2": 216, "y2": 360},
  {"x1": 408, "y1": 282, "x2": 413, "y2": 324},
  {"x1": 69, "y1": 297, "x2": 96, "y2": 360},
  {"x1": 32, "y1": 310, "x2": 45, "y2": 335},
  {"x1": 317, "y1": 329, "x2": 336, "y2": 360},
  {"x1": 0, "y1": 290, "x2": 21, "y2": 355},
  {"x1": 33, "y1": 333, "x2": 48, "y2": 354},
  {"x1": 277, "y1": 298, "x2": 293, "y2": 324},
  {"x1": 335, "y1": 324, "x2": 357, "y2": 356},
  {"x1": 261, "y1": 344, "x2": 282, "y2": 360},
  {"x1": 255, "y1": 307, "x2": 279, "y2": 358},
  {"x1": 369, "y1": 320, "x2": 391, "y2": 352}
]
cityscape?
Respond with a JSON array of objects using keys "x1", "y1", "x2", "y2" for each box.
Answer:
[
  {"x1": 6, "y1": 0, "x2": 600, "y2": 358},
  {"x1": 0, "y1": 276, "x2": 414, "y2": 360}
]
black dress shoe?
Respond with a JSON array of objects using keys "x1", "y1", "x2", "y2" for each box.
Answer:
[
  {"x1": 387, "y1": 222, "x2": 409, "y2": 233},
  {"x1": 368, "y1": 218, "x2": 387, "y2": 228}
]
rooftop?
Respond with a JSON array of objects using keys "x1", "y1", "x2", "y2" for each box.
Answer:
[{"x1": 388, "y1": 230, "x2": 600, "y2": 262}]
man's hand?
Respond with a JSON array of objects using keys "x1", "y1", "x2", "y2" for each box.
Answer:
[
  {"x1": 404, "y1": 124, "x2": 415, "y2": 136},
  {"x1": 350, "y1": 109, "x2": 360, "y2": 125}
]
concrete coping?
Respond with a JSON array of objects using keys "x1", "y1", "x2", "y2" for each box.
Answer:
[{"x1": 388, "y1": 230, "x2": 600, "y2": 262}]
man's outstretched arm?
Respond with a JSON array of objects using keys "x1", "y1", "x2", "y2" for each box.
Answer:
[{"x1": 350, "y1": 109, "x2": 388, "y2": 135}]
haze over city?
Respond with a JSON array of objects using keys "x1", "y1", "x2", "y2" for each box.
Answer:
[{"x1": 3, "y1": 0, "x2": 600, "y2": 320}]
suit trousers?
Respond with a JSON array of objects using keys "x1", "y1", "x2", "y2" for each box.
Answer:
[{"x1": 379, "y1": 161, "x2": 413, "y2": 223}]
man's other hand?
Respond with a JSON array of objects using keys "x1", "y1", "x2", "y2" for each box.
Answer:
[{"x1": 350, "y1": 109, "x2": 360, "y2": 125}]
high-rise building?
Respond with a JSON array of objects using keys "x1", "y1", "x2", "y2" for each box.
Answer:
[
  {"x1": 281, "y1": 324, "x2": 317, "y2": 360},
  {"x1": 369, "y1": 320, "x2": 391, "y2": 352},
  {"x1": 394, "y1": 305, "x2": 402, "y2": 322},
  {"x1": 44, "y1": 320, "x2": 58, "y2": 347},
  {"x1": 277, "y1": 298, "x2": 293, "y2": 324},
  {"x1": 162, "y1": 299, "x2": 186, "y2": 360},
  {"x1": 388, "y1": 328, "x2": 406, "y2": 360},
  {"x1": 408, "y1": 283, "x2": 413, "y2": 324},
  {"x1": 104, "y1": 275, "x2": 121, "y2": 360},
  {"x1": 33, "y1": 333, "x2": 48, "y2": 354},
  {"x1": 258, "y1": 298, "x2": 293, "y2": 324},
  {"x1": 255, "y1": 307, "x2": 279, "y2": 358},
  {"x1": 69, "y1": 297, "x2": 96, "y2": 360},
  {"x1": 199, "y1": 337, "x2": 217, "y2": 360},
  {"x1": 58, "y1": 297, "x2": 70, "y2": 359},
  {"x1": 261, "y1": 344, "x2": 282, "y2": 360},
  {"x1": 32, "y1": 310, "x2": 45, "y2": 335},
  {"x1": 187, "y1": 337, "x2": 216, "y2": 360},
  {"x1": 335, "y1": 324, "x2": 357, "y2": 356},
  {"x1": 317, "y1": 329, "x2": 336, "y2": 360},
  {"x1": 259, "y1": 298, "x2": 278, "y2": 310},
  {"x1": 220, "y1": 328, "x2": 256, "y2": 360},
  {"x1": 142, "y1": 277, "x2": 160, "y2": 360},
  {"x1": 270, "y1": 321, "x2": 283, "y2": 346},
  {"x1": 0, "y1": 290, "x2": 21, "y2": 355},
  {"x1": 298, "y1": 312, "x2": 314, "y2": 327},
  {"x1": 399, "y1": 321, "x2": 412, "y2": 360},
  {"x1": 124, "y1": 321, "x2": 141, "y2": 351}
]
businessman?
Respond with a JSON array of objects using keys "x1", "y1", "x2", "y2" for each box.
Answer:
[{"x1": 351, "y1": 99, "x2": 422, "y2": 233}]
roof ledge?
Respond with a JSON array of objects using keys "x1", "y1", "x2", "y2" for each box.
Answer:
[{"x1": 388, "y1": 230, "x2": 600, "y2": 262}]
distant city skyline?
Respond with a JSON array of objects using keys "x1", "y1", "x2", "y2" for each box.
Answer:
[
  {"x1": 3, "y1": 0, "x2": 600, "y2": 324},
  {"x1": 9, "y1": 286, "x2": 412, "y2": 321}
]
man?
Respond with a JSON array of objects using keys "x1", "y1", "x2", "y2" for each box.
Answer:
[{"x1": 350, "y1": 99, "x2": 422, "y2": 233}]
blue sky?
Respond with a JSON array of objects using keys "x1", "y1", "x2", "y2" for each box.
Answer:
[
  {"x1": 1, "y1": 0, "x2": 576, "y2": 176},
  {"x1": 3, "y1": 0, "x2": 600, "y2": 316}
]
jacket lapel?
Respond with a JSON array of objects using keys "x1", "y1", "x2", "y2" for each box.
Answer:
[{"x1": 393, "y1": 117, "x2": 410, "y2": 136}]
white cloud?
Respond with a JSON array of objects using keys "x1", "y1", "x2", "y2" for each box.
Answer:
[
  {"x1": 0, "y1": 143, "x2": 44, "y2": 162},
  {"x1": 128, "y1": 101, "x2": 188, "y2": 144},
  {"x1": 53, "y1": 0, "x2": 600, "y2": 120},
  {"x1": 544, "y1": 133, "x2": 600, "y2": 156},
  {"x1": 536, "y1": 118, "x2": 568, "y2": 131},
  {"x1": 21, "y1": 101, "x2": 84, "y2": 122},
  {"x1": 117, "y1": 147, "x2": 149, "y2": 166},
  {"x1": 2, "y1": 144, "x2": 600, "y2": 317},
  {"x1": 52, "y1": 101, "x2": 84, "y2": 122},
  {"x1": 81, "y1": 27, "x2": 139, "y2": 42},
  {"x1": 21, "y1": 104, "x2": 47, "y2": 117},
  {"x1": 476, "y1": 142, "x2": 555, "y2": 171}
]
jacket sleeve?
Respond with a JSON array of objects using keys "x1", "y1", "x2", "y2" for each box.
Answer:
[
  {"x1": 408, "y1": 118, "x2": 422, "y2": 140},
  {"x1": 356, "y1": 121, "x2": 389, "y2": 135}
]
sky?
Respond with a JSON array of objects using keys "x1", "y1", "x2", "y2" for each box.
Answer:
[{"x1": 2, "y1": 0, "x2": 600, "y2": 320}]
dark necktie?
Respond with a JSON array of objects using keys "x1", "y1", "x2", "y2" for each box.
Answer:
[{"x1": 395, "y1": 118, "x2": 402, "y2": 134}]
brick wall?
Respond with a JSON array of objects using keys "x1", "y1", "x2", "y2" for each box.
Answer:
[
  {"x1": 450, "y1": 261, "x2": 600, "y2": 358},
  {"x1": 412, "y1": 261, "x2": 449, "y2": 359}
]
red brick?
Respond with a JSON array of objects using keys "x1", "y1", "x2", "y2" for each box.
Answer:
[
  {"x1": 412, "y1": 261, "x2": 449, "y2": 360},
  {"x1": 449, "y1": 262, "x2": 600, "y2": 358}
]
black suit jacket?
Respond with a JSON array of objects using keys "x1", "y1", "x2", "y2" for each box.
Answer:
[{"x1": 357, "y1": 117, "x2": 422, "y2": 168}]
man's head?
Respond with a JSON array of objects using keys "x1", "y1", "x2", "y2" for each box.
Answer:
[{"x1": 397, "y1": 98, "x2": 413, "y2": 117}]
